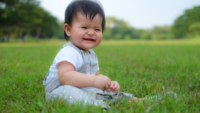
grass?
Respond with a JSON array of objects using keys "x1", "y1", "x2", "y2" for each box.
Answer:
[{"x1": 0, "y1": 39, "x2": 200, "y2": 112}]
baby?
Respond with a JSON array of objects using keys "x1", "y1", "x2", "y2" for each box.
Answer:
[{"x1": 43, "y1": 0, "x2": 143, "y2": 108}]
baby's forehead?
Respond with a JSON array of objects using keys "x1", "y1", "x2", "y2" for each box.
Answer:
[{"x1": 74, "y1": 11, "x2": 102, "y2": 21}]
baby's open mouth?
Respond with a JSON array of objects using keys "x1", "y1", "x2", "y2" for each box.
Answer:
[{"x1": 83, "y1": 38, "x2": 95, "y2": 41}]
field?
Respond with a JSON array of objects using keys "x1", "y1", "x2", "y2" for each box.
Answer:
[{"x1": 0, "y1": 39, "x2": 200, "y2": 112}]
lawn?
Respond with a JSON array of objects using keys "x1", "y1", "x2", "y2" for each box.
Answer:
[{"x1": 0, "y1": 39, "x2": 200, "y2": 112}]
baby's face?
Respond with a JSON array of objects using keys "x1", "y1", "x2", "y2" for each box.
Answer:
[{"x1": 68, "y1": 12, "x2": 102, "y2": 53}]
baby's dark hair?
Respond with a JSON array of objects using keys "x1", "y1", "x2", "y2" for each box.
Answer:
[{"x1": 64, "y1": 0, "x2": 105, "y2": 40}]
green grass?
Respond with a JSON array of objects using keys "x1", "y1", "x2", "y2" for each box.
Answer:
[{"x1": 0, "y1": 40, "x2": 200, "y2": 112}]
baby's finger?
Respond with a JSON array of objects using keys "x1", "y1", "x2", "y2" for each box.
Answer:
[
  {"x1": 112, "y1": 82, "x2": 116, "y2": 87},
  {"x1": 110, "y1": 82, "x2": 113, "y2": 88},
  {"x1": 112, "y1": 82, "x2": 118, "y2": 89},
  {"x1": 116, "y1": 85, "x2": 120, "y2": 91}
]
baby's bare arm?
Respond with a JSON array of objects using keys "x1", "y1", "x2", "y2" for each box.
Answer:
[
  {"x1": 96, "y1": 70, "x2": 120, "y2": 92},
  {"x1": 95, "y1": 70, "x2": 100, "y2": 75},
  {"x1": 58, "y1": 61, "x2": 111, "y2": 90}
]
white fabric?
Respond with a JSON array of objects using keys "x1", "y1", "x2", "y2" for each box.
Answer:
[
  {"x1": 45, "y1": 46, "x2": 83, "y2": 84},
  {"x1": 54, "y1": 46, "x2": 83, "y2": 69},
  {"x1": 46, "y1": 85, "x2": 105, "y2": 106}
]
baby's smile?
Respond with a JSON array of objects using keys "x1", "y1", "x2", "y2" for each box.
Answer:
[{"x1": 83, "y1": 38, "x2": 96, "y2": 42}]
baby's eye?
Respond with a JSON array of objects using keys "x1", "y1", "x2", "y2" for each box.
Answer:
[
  {"x1": 95, "y1": 29, "x2": 100, "y2": 31},
  {"x1": 82, "y1": 27, "x2": 87, "y2": 29}
]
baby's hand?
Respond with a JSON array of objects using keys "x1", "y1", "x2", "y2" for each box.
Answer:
[
  {"x1": 93, "y1": 75, "x2": 111, "y2": 91},
  {"x1": 106, "y1": 81, "x2": 120, "y2": 92}
]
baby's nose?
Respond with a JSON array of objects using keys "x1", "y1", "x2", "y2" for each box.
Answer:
[{"x1": 87, "y1": 29, "x2": 94, "y2": 36}]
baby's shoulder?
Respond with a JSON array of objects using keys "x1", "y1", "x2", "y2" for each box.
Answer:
[
  {"x1": 59, "y1": 46, "x2": 81, "y2": 56},
  {"x1": 62, "y1": 42, "x2": 82, "y2": 53},
  {"x1": 89, "y1": 49, "x2": 96, "y2": 54}
]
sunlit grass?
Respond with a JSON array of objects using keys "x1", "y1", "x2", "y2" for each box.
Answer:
[
  {"x1": 101, "y1": 39, "x2": 200, "y2": 45},
  {"x1": 0, "y1": 40, "x2": 199, "y2": 112},
  {"x1": 1, "y1": 38, "x2": 200, "y2": 47}
]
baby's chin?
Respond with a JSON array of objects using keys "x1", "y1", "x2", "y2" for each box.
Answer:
[{"x1": 81, "y1": 45, "x2": 97, "y2": 50}]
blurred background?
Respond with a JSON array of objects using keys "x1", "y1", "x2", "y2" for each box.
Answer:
[{"x1": 0, "y1": 0, "x2": 200, "y2": 43}]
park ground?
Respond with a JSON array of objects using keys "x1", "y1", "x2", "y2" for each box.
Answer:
[{"x1": 0, "y1": 39, "x2": 200, "y2": 112}]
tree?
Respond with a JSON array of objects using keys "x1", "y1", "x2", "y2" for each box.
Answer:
[
  {"x1": 172, "y1": 6, "x2": 200, "y2": 38},
  {"x1": 104, "y1": 17, "x2": 139, "y2": 40},
  {"x1": 188, "y1": 22, "x2": 200, "y2": 37},
  {"x1": 140, "y1": 30, "x2": 152, "y2": 40},
  {"x1": 124, "y1": 34, "x2": 131, "y2": 40},
  {"x1": 151, "y1": 26, "x2": 173, "y2": 40},
  {"x1": 0, "y1": 0, "x2": 59, "y2": 42}
]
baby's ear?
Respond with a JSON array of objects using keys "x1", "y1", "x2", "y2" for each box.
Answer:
[{"x1": 64, "y1": 24, "x2": 71, "y2": 37}]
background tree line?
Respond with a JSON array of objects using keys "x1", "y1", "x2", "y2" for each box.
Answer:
[
  {"x1": 104, "y1": 5, "x2": 200, "y2": 40},
  {"x1": 0, "y1": 0, "x2": 200, "y2": 42},
  {"x1": 0, "y1": 0, "x2": 59, "y2": 42}
]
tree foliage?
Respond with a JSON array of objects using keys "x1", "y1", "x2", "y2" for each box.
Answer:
[
  {"x1": 104, "y1": 17, "x2": 172, "y2": 40},
  {"x1": 103, "y1": 17, "x2": 141, "y2": 40},
  {"x1": 1, "y1": 1, "x2": 199, "y2": 42},
  {"x1": 172, "y1": 6, "x2": 200, "y2": 38},
  {"x1": 0, "y1": 0, "x2": 59, "y2": 41}
]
